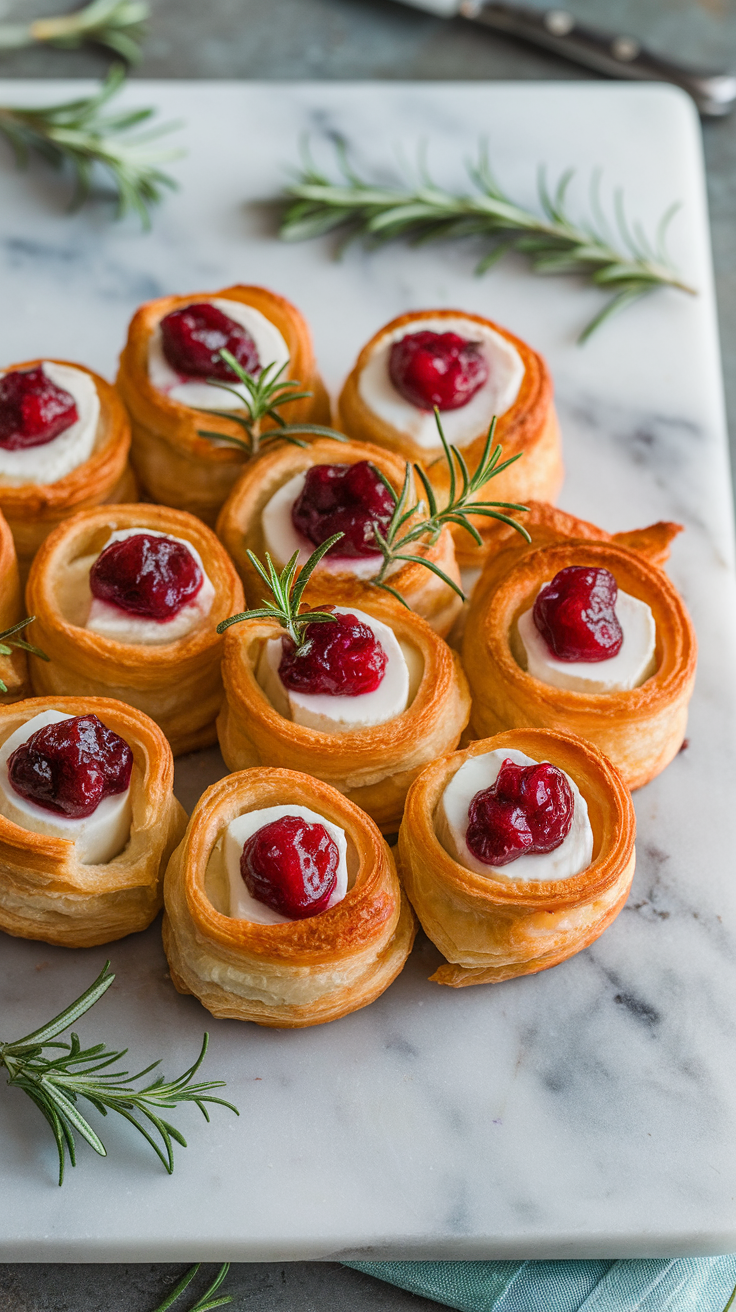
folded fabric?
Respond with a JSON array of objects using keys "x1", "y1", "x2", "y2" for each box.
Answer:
[{"x1": 344, "y1": 1258, "x2": 736, "y2": 1312}]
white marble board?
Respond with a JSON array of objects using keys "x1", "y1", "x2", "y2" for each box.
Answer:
[{"x1": 0, "y1": 80, "x2": 734, "y2": 1260}]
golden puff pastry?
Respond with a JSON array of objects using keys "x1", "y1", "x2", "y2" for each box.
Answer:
[
  {"x1": 117, "y1": 285, "x2": 331, "y2": 526},
  {"x1": 162, "y1": 767, "x2": 416, "y2": 1027},
  {"x1": 217, "y1": 583, "x2": 471, "y2": 832},
  {"x1": 0, "y1": 508, "x2": 29, "y2": 704},
  {"x1": 216, "y1": 436, "x2": 463, "y2": 638},
  {"x1": 0, "y1": 359, "x2": 135, "y2": 581},
  {"x1": 463, "y1": 535, "x2": 697, "y2": 789},
  {"x1": 0, "y1": 695, "x2": 186, "y2": 948},
  {"x1": 337, "y1": 309, "x2": 563, "y2": 508},
  {"x1": 24, "y1": 504, "x2": 244, "y2": 756},
  {"x1": 399, "y1": 727, "x2": 635, "y2": 986}
]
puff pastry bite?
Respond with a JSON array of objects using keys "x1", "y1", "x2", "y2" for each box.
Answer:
[
  {"x1": 163, "y1": 767, "x2": 416, "y2": 1027},
  {"x1": 337, "y1": 309, "x2": 563, "y2": 509},
  {"x1": 399, "y1": 727, "x2": 635, "y2": 986},
  {"x1": 217, "y1": 583, "x2": 471, "y2": 832},
  {"x1": 25, "y1": 504, "x2": 244, "y2": 755},
  {"x1": 0, "y1": 358, "x2": 135, "y2": 579},
  {"x1": 216, "y1": 436, "x2": 463, "y2": 638},
  {"x1": 0, "y1": 508, "x2": 30, "y2": 704},
  {"x1": 117, "y1": 285, "x2": 331, "y2": 526},
  {"x1": 463, "y1": 529, "x2": 697, "y2": 789},
  {"x1": 0, "y1": 695, "x2": 186, "y2": 948}
]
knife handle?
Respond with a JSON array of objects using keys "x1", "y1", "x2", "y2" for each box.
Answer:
[{"x1": 460, "y1": 1, "x2": 736, "y2": 117}]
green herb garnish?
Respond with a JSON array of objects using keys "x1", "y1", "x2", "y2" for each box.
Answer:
[
  {"x1": 151, "y1": 1263, "x2": 234, "y2": 1312},
  {"x1": 0, "y1": 961, "x2": 238, "y2": 1185},
  {"x1": 280, "y1": 139, "x2": 696, "y2": 341},
  {"x1": 217, "y1": 533, "x2": 344, "y2": 653},
  {"x1": 0, "y1": 616, "x2": 49, "y2": 694},
  {"x1": 0, "y1": 1, "x2": 149, "y2": 63}
]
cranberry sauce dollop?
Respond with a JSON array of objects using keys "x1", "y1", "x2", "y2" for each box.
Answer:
[
  {"x1": 89, "y1": 533, "x2": 203, "y2": 621},
  {"x1": 160, "y1": 302, "x2": 260, "y2": 381},
  {"x1": 0, "y1": 366, "x2": 79, "y2": 451},
  {"x1": 279, "y1": 611, "x2": 387, "y2": 697},
  {"x1": 389, "y1": 330, "x2": 489, "y2": 412},
  {"x1": 533, "y1": 566, "x2": 624, "y2": 663},
  {"x1": 8, "y1": 714, "x2": 133, "y2": 819},
  {"x1": 241, "y1": 815, "x2": 339, "y2": 919},
  {"x1": 466, "y1": 758, "x2": 574, "y2": 867},
  {"x1": 291, "y1": 461, "x2": 394, "y2": 559}
]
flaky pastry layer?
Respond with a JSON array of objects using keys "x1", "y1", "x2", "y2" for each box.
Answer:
[{"x1": 0, "y1": 508, "x2": 28, "y2": 704}]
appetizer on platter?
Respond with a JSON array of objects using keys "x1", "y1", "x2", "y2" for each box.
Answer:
[
  {"x1": 217, "y1": 436, "x2": 463, "y2": 638},
  {"x1": 163, "y1": 767, "x2": 416, "y2": 1027},
  {"x1": 463, "y1": 513, "x2": 697, "y2": 788},
  {"x1": 0, "y1": 508, "x2": 30, "y2": 703},
  {"x1": 24, "y1": 504, "x2": 244, "y2": 755},
  {"x1": 0, "y1": 696, "x2": 186, "y2": 948},
  {"x1": 399, "y1": 728, "x2": 635, "y2": 986},
  {"x1": 337, "y1": 309, "x2": 563, "y2": 507},
  {"x1": 117, "y1": 285, "x2": 331, "y2": 525},
  {"x1": 0, "y1": 358, "x2": 135, "y2": 578},
  {"x1": 216, "y1": 554, "x2": 471, "y2": 833}
]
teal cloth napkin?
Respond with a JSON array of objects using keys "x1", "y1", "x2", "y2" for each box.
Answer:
[{"x1": 345, "y1": 1259, "x2": 736, "y2": 1311}]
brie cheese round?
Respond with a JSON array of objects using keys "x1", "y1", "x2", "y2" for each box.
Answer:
[
  {"x1": 0, "y1": 362, "x2": 100, "y2": 486},
  {"x1": 261, "y1": 471, "x2": 385, "y2": 582},
  {"x1": 256, "y1": 606, "x2": 410, "y2": 734},
  {"x1": 517, "y1": 585, "x2": 657, "y2": 694},
  {"x1": 225, "y1": 803, "x2": 348, "y2": 924},
  {"x1": 85, "y1": 527, "x2": 215, "y2": 646},
  {"x1": 148, "y1": 298, "x2": 290, "y2": 412},
  {"x1": 357, "y1": 315, "x2": 525, "y2": 451},
  {"x1": 0, "y1": 710, "x2": 132, "y2": 866},
  {"x1": 436, "y1": 747, "x2": 593, "y2": 881}
]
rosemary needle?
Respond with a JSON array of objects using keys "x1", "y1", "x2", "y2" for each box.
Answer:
[
  {"x1": 0, "y1": 615, "x2": 49, "y2": 695},
  {"x1": 280, "y1": 138, "x2": 696, "y2": 342},
  {"x1": 0, "y1": 1, "x2": 149, "y2": 64},
  {"x1": 151, "y1": 1263, "x2": 234, "y2": 1312}
]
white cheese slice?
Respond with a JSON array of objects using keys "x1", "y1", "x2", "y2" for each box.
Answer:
[
  {"x1": 0, "y1": 710, "x2": 132, "y2": 866},
  {"x1": 357, "y1": 315, "x2": 525, "y2": 451},
  {"x1": 147, "y1": 297, "x2": 290, "y2": 411},
  {"x1": 256, "y1": 605, "x2": 410, "y2": 734},
  {"x1": 436, "y1": 747, "x2": 593, "y2": 881},
  {"x1": 0, "y1": 362, "x2": 100, "y2": 486},
  {"x1": 225, "y1": 803, "x2": 348, "y2": 924},
  {"x1": 85, "y1": 527, "x2": 215, "y2": 646},
  {"x1": 261, "y1": 470, "x2": 386, "y2": 581},
  {"x1": 517, "y1": 584, "x2": 657, "y2": 693}
]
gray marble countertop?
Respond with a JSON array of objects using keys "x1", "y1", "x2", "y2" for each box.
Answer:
[{"x1": 1, "y1": 1, "x2": 735, "y2": 1308}]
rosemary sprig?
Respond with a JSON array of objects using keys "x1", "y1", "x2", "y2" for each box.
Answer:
[
  {"x1": 0, "y1": 65, "x2": 181, "y2": 225},
  {"x1": 197, "y1": 348, "x2": 346, "y2": 457},
  {"x1": 369, "y1": 411, "x2": 530, "y2": 605},
  {"x1": 0, "y1": 961, "x2": 238, "y2": 1185},
  {"x1": 151, "y1": 1263, "x2": 233, "y2": 1312},
  {"x1": 0, "y1": 615, "x2": 50, "y2": 694},
  {"x1": 280, "y1": 139, "x2": 696, "y2": 341},
  {"x1": 0, "y1": 1, "x2": 149, "y2": 63},
  {"x1": 217, "y1": 533, "x2": 344, "y2": 652}
]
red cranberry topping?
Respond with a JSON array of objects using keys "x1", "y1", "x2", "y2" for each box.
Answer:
[
  {"x1": 160, "y1": 302, "x2": 259, "y2": 381},
  {"x1": 0, "y1": 366, "x2": 79, "y2": 451},
  {"x1": 8, "y1": 714, "x2": 133, "y2": 819},
  {"x1": 533, "y1": 566, "x2": 624, "y2": 663},
  {"x1": 291, "y1": 462, "x2": 394, "y2": 559},
  {"x1": 279, "y1": 611, "x2": 387, "y2": 697},
  {"x1": 89, "y1": 533, "x2": 203, "y2": 621},
  {"x1": 466, "y1": 758, "x2": 574, "y2": 867},
  {"x1": 389, "y1": 330, "x2": 489, "y2": 411},
  {"x1": 241, "y1": 815, "x2": 338, "y2": 919}
]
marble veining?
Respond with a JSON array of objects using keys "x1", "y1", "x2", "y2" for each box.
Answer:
[{"x1": 0, "y1": 81, "x2": 733, "y2": 1260}]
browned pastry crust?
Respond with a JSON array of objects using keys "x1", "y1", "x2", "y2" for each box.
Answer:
[
  {"x1": 216, "y1": 436, "x2": 463, "y2": 638},
  {"x1": 216, "y1": 582, "x2": 472, "y2": 832},
  {"x1": 24, "y1": 504, "x2": 244, "y2": 755},
  {"x1": 337, "y1": 309, "x2": 563, "y2": 508},
  {"x1": 117, "y1": 285, "x2": 331, "y2": 526},
  {"x1": 0, "y1": 508, "x2": 29, "y2": 703},
  {"x1": 0, "y1": 695, "x2": 187, "y2": 948},
  {"x1": 0, "y1": 359, "x2": 134, "y2": 581},
  {"x1": 162, "y1": 767, "x2": 416, "y2": 1027},
  {"x1": 399, "y1": 727, "x2": 635, "y2": 986},
  {"x1": 462, "y1": 529, "x2": 697, "y2": 789}
]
